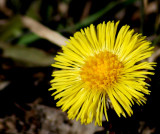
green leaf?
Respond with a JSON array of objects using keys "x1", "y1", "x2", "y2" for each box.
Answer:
[
  {"x1": 0, "y1": 44, "x2": 54, "y2": 67},
  {"x1": 17, "y1": 33, "x2": 40, "y2": 45},
  {"x1": 26, "y1": 0, "x2": 42, "y2": 20},
  {"x1": 0, "y1": 15, "x2": 23, "y2": 41}
]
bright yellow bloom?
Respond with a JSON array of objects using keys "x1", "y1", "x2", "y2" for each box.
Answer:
[{"x1": 49, "y1": 21, "x2": 155, "y2": 126}]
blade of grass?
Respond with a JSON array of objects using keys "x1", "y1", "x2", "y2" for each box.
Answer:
[
  {"x1": 60, "y1": 0, "x2": 137, "y2": 32},
  {"x1": 17, "y1": 33, "x2": 40, "y2": 45}
]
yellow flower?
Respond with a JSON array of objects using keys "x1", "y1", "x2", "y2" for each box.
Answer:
[{"x1": 49, "y1": 21, "x2": 155, "y2": 126}]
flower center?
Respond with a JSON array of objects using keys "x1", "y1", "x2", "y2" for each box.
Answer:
[{"x1": 80, "y1": 51, "x2": 124, "y2": 91}]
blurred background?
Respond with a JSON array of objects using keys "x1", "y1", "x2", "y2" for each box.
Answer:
[{"x1": 0, "y1": 0, "x2": 160, "y2": 134}]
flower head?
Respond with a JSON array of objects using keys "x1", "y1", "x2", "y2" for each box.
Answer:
[{"x1": 49, "y1": 21, "x2": 155, "y2": 126}]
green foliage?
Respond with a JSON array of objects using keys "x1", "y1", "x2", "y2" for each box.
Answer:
[
  {"x1": 17, "y1": 33, "x2": 40, "y2": 45},
  {"x1": 0, "y1": 15, "x2": 23, "y2": 41},
  {"x1": 0, "y1": 0, "x2": 160, "y2": 68},
  {"x1": 26, "y1": 0, "x2": 42, "y2": 20},
  {"x1": 59, "y1": 0, "x2": 137, "y2": 32},
  {"x1": 0, "y1": 43, "x2": 54, "y2": 67}
]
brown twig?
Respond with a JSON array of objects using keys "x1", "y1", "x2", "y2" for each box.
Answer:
[
  {"x1": 0, "y1": 0, "x2": 12, "y2": 16},
  {"x1": 148, "y1": 47, "x2": 160, "y2": 62},
  {"x1": 80, "y1": 0, "x2": 92, "y2": 21},
  {"x1": 21, "y1": 16, "x2": 68, "y2": 47}
]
